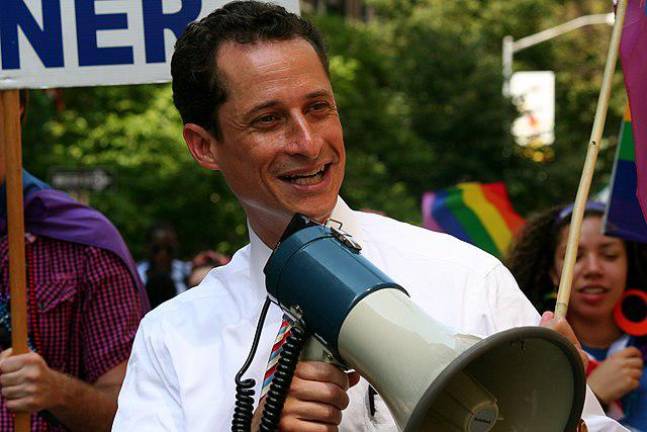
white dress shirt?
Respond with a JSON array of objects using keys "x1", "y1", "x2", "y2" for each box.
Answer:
[{"x1": 113, "y1": 198, "x2": 626, "y2": 431}]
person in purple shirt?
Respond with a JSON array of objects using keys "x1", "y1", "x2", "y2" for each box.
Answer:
[{"x1": 0, "y1": 91, "x2": 148, "y2": 432}]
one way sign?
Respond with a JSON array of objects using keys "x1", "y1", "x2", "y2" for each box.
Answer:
[{"x1": 49, "y1": 167, "x2": 113, "y2": 192}]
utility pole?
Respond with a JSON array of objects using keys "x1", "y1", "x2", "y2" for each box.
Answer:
[{"x1": 502, "y1": 13, "x2": 615, "y2": 96}]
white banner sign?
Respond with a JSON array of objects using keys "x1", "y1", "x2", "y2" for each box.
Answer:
[
  {"x1": 0, "y1": 0, "x2": 299, "y2": 89},
  {"x1": 510, "y1": 71, "x2": 555, "y2": 147}
]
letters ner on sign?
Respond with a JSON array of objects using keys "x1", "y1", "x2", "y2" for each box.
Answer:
[{"x1": 0, "y1": 0, "x2": 299, "y2": 89}]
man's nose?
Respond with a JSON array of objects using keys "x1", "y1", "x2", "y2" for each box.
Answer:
[{"x1": 285, "y1": 114, "x2": 321, "y2": 159}]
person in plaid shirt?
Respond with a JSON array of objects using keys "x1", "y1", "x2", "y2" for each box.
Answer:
[{"x1": 0, "y1": 93, "x2": 148, "y2": 432}]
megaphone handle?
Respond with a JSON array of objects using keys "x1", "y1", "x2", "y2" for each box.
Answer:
[
  {"x1": 259, "y1": 325, "x2": 307, "y2": 431},
  {"x1": 300, "y1": 337, "x2": 346, "y2": 369}
]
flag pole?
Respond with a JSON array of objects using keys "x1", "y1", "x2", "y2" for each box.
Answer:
[
  {"x1": 555, "y1": 0, "x2": 628, "y2": 320},
  {"x1": 1, "y1": 89, "x2": 31, "y2": 432}
]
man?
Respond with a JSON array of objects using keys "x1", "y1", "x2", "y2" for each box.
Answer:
[
  {"x1": 0, "y1": 93, "x2": 148, "y2": 431},
  {"x1": 113, "y1": 2, "x2": 625, "y2": 431},
  {"x1": 137, "y1": 223, "x2": 191, "y2": 308}
]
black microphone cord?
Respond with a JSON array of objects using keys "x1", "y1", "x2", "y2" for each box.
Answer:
[
  {"x1": 259, "y1": 324, "x2": 306, "y2": 432},
  {"x1": 231, "y1": 297, "x2": 272, "y2": 432}
]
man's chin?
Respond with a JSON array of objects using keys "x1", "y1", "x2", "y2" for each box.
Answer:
[{"x1": 290, "y1": 203, "x2": 336, "y2": 224}]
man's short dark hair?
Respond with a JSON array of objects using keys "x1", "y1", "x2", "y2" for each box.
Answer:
[{"x1": 171, "y1": 1, "x2": 329, "y2": 138}]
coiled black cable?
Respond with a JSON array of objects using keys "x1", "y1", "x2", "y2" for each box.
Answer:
[
  {"x1": 231, "y1": 297, "x2": 272, "y2": 432},
  {"x1": 259, "y1": 324, "x2": 307, "y2": 432}
]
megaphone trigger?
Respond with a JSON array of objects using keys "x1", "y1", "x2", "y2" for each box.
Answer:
[{"x1": 300, "y1": 336, "x2": 346, "y2": 369}]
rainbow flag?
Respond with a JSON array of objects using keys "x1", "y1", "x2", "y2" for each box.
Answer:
[
  {"x1": 619, "y1": 0, "x2": 647, "y2": 220},
  {"x1": 604, "y1": 107, "x2": 647, "y2": 243},
  {"x1": 422, "y1": 182, "x2": 525, "y2": 258}
]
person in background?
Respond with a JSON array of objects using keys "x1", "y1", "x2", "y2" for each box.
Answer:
[
  {"x1": 0, "y1": 87, "x2": 148, "y2": 432},
  {"x1": 187, "y1": 250, "x2": 230, "y2": 288},
  {"x1": 508, "y1": 202, "x2": 646, "y2": 431},
  {"x1": 137, "y1": 223, "x2": 190, "y2": 308}
]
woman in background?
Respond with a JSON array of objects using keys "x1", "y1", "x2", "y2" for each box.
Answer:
[{"x1": 507, "y1": 202, "x2": 646, "y2": 431}]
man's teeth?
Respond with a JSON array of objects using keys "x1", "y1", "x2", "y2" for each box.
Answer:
[
  {"x1": 284, "y1": 166, "x2": 326, "y2": 184},
  {"x1": 292, "y1": 173, "x2": 323, "y2": 185}
]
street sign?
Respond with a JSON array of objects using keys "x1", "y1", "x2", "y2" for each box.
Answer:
[
  {"x1": 510, "y1": 71, "x2": 555, "y2": 147},
  {"x1": 49, "y1": 167, "x2": 113, "y2": 192},
  {"x1": 0, "y1": 0, "x2": 300, "y2": 89}
]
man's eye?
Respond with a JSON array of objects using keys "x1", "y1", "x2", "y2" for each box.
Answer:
[
  {"x1": 254, "y1": 114, "x2": 279, "y2": 126},
  {"x1": 309, "y1": 102, "x2": 330, "y2": 112}
]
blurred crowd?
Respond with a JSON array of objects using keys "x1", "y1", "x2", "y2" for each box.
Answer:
[{"x1": 135, "y1": 223, "x2": 230, "y2": 309}]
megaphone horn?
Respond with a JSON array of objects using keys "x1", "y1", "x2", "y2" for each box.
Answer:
[{"x1": 264, "y1": 214, "x2": 586, "y2": 431}]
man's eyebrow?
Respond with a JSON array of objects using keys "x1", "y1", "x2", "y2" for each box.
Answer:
[
  {"x1": 246, "y1": 100, "x2": 281, "y2": 118},
  {"x1": 305, "y1": 90, "x2": 332, "y2": 99}
]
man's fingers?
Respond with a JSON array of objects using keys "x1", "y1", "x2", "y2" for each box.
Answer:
[
  {"x1": 278, "y1": 415, "x2": 337, "y2": 432},
  {"x1": 295, "y1": 362, "x2": 349, "y2": 391},
  {"x1": 0, "y1": 352, "x2": 39, "y2": 374},
  {"x1": 289, "y1": 375, "x2": 350, "y2": 411},
  {"x1": 4, "y1": 395, "x2": 39, "y2": 413},
  {"x1": 1, "y1": 383, "x2": 33, "y2": 399},
  {"x1": 0, "y1": 370, "x2": 26, "y2": 387},
  {"x1": 539, "y1": 310, "x2": 555, "y2": 326},
  {"x1": 537, "y1": 312, "x2": 581, "y2": 347},
  {"x1": 0, "y1": 348, "x2": 13, "y2": 363},
  {"x1": 347, "y1": 371, "x2": 360, "y2": 388},
  {"x1": 283, "y1": 398, "x2": 342, "y2": 425},
  {"x1": 538, "y1": 312, "x2": 589, "y2": 369}
]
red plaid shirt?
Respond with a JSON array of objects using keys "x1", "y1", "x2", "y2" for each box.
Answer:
[{"x1": 0, "y1": 234, "x2": 143, "y2": 431}]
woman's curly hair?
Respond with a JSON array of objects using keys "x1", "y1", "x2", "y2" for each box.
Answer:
[{"x1": 506, "y1": 204, "x2": 647, "y2": 312}]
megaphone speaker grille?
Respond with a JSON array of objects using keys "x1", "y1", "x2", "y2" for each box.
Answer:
[{"x1": 408, "y1": 326, "x2": 586, "y2": 432}]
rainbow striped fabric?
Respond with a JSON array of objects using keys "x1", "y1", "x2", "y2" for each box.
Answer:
[
  {"x1": 620, "y1": 0, "x2": 647, "y2": 220},
  {"x1": 422, "y1": 182, "x2": 524, "y2": 258},
  {"x1": 604, "y1": 106, "x2": 647, "y2": 243}
]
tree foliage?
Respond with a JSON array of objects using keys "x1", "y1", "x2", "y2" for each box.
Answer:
[{"x1": 22, "y1": 0, "x2": 625, "y2": 259}]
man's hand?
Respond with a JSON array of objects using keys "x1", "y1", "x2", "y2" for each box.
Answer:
[
  {"x1": 252, "y1": 361, "x2": 360, "y2": 432},
  {"x1": 587, "y1": 347, "x2": 643, "y2": 404},
  {"x1": 0, "y1": 348, "x2": 125, "y2": 432},
  {"x1": 0, "y1": 348, "x2": 62, "y2": 412},
  {"x1": 539, "y1": 311, "x2": 589, "y2": 371}
]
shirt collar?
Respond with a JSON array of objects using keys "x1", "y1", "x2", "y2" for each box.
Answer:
[{"x1": 247, "y1": 197, "x2": 361, "y2": 304}]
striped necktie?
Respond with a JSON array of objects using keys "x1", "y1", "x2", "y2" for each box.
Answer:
[{"x1": 261, "y1": 316, "x2": 292, "y2": 396}]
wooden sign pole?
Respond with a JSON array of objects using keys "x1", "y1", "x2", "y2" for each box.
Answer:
[
  {"x1": 555, "y1": 0, "x2": 627, "y2": 320},
  {"x1": 1, "y1": 89, "x2": 31, "y2": 432}
]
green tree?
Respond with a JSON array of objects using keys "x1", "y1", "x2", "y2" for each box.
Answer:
[{"x1": 21, "y1": 0, "x2": 625, "y2": 257}]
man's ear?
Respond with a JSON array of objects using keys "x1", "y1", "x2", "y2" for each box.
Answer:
[{"x1": 183, "y1": 123, "x2": 222, "y2": 170}]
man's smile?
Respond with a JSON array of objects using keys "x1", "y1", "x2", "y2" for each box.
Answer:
[{"x1": 278, "y1": 163, "x2": 331, "y2": 186}]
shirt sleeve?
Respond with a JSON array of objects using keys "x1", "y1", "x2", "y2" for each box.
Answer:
[
  {"x1": 484, "y1": 264, "x2": 629, "y2": 432},
  {"x1": 112, "y1": 316, "x2": 184, "y2": 431},
  {"x1": 81, "y1": 247, "x2": 143, "y2": 383}
]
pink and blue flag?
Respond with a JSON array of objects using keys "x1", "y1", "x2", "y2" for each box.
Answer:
[{"x1": 619, "y1": 0, "x2": 647, "y2": 221}]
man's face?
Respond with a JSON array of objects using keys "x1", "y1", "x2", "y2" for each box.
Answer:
[{"x1": 201, "y1": 38, "x2": 345, "y2": 245}]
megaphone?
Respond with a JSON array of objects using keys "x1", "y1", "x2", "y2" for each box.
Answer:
[{"x1": 262, "y1": 214, "x2": 586, "y2": 431}]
